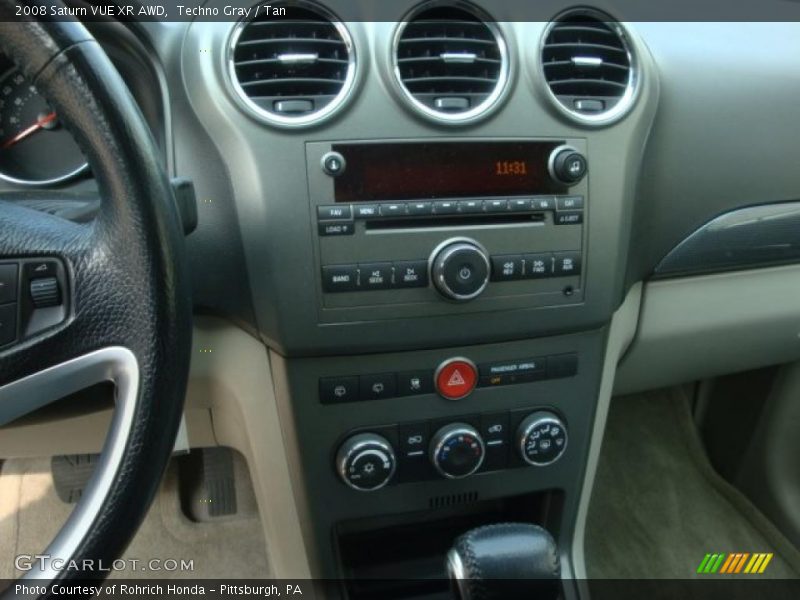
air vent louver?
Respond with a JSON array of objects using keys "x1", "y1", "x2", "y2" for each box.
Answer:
[
  {"x1": 542, "y1": 10, "x2": 637, "y2": 123},
  {"x1": 229, "y1": 3, "x2": 355, "y2": 126},
  {"x1": 394, "y1": 5, "x2": 508, "y2": 123}
]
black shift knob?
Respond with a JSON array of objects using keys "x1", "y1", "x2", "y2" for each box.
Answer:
[{"x1": 447, "y1": 523, "x2": 560, "y2": 600}]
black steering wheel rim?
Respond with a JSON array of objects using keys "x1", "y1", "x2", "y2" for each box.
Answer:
[{"x1": 0, "y1": 1, "x2": 191, "y2": 589}]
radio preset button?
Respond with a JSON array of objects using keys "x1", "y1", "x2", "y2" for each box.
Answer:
[
  {"x1": 433, "y1": 200, "x2": 459, "y2": 215},
  {"x1": 484, "y1": 199, "x2": 509, "y2": 213},
  {"x1": 555, "y1": 210, "x2": 583, "y2": 225},
  {"x1": 322, "y1": 265, "x2": 359, "y2": 292},
  {"x1": 556, "y1": 196, "x2": 584, "y2": 211},
  {"x1": 407, "y1": 201, "x2": 434, "y2": 216},
  {"x1": 319, "y1": 222, "x2": 355, "y2": 236},
  {"x1": 524, "y1": 253, "x2": 554, "y2": 279},
  {"x1": 318, "y1": 204, "x2": 352, "y2": 221},
  {"x1": 554, "y1": 252, "x2": 582, "y2": 276},
  {"x1": 490, "y1": 255, "x2": 524, "y2": 281},
  {"x1": 532, "y1": 196, "x2": 555, "y2": 211},
  {"x1": 360, "y1": 262, "x2": 392, "y2": 289},
  {"x1": 458, "y1": 199, "x2": 484, "y2": 214},
  {"x1": 393, "y1": 260, "x2": 428, "y2": 289},
  {"x1": 379, "y1": 203, "x2": 407, "y2": 217},
  {"x1": 509, "y1": 198, "x2": 533, "y2": 212}
]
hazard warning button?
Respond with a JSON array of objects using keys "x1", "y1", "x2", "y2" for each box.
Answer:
[{"x1": 435, "y1": 358, "x2": 478, "y2": 400}]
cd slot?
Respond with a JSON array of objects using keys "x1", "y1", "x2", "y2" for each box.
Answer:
[{"x1": 365, "y1": 212, "x2": 546, "y2": 230}]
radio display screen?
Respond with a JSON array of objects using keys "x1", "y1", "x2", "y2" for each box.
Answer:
[{"x1": 332, "y1": 141, "x2": 567, "y2": 202}]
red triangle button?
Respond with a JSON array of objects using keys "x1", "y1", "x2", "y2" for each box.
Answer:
[{"x1": 435, "y1": 359, "x2": 477, "y2": 400}]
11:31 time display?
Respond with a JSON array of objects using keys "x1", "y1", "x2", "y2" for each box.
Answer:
[{"x1": 495, "y1": 160, "x2": 528, "y2": 176}]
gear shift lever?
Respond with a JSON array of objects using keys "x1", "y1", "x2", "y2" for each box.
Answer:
[{"x1": 446, "y1": 523, "x2": 560, "y2": 600}]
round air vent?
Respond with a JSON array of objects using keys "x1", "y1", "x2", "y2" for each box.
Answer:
[
  {"x1": 227, "y1": 2, "x2": 356, "y2": 127},
  {"x1": 392, "y1": 3, "x2": 510, "y2": 124},
  {"x1": 540, "y1": 9, "x2": 638, "y2": 125}
]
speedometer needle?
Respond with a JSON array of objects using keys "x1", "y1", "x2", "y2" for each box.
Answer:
[{"x1": 1, "y1": 111, "x2": 57, "y2": 150}]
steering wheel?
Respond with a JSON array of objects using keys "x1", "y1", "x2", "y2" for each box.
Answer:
[{"x1": 0, "y1": 2, "x2": 192, "y2": 589}]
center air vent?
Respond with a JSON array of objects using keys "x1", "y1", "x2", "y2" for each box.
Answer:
[
  {"x1": 228, "y1": 2, "x2": 356, "y2": 127},
  {"x1": 541, "y1": 9, "x2": 638, "y2": 125},
  {"x1": 393, "y1": 4, "x2": 509, "y2": 124}
]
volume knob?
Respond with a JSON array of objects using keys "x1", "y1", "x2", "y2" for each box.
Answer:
[{"x1": 430, "y1": 239, "x2": 490, "y2": 302}]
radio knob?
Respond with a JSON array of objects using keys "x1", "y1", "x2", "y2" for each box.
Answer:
[
  {"x1": 430, "y1": 423, "x2": 485, "y2": 479},
  {"x1": 430, "y1": 240, "x2": 490, "y2": 301},
  {"x1": 336, "y1": 433, "x2": 396, "y2": 491},
  {"x1": 550, "y1": 147, "x2": 587, "y2": 185},
  {"x1": 517, "y1": 412, "x2": 568, "y2": 467}
]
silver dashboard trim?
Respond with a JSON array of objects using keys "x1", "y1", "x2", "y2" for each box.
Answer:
[
  {"x1": 390, "y1": 1, "x2": 511, "y2": 125},
  {"x1": 225, "y1": 1, "x2": 357, "y2": 129},
  {"x1": 0, "y1": 347, "x2": 139, "y2": 581},
  {"x1": 536, "y1": 8, "x2": 641, "y2": 127}
]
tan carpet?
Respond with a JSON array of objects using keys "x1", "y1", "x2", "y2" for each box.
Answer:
[{"x1": 0, "y1": 452, "x2": 269, "y2": 579}]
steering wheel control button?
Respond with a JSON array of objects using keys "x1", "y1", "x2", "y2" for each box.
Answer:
[
  {"x1": 317, "y1": 204, "x2": 352, "y2": 221},
  {"x1": 0, "y1": 263, "x2": 18, "y2": 304},
  {"x1": 431, "y1": 240, "x2": 490, "y2": 301},
  {"x1": 29, "y1": 277, "x2": 61, "y2": 308},
  {"x1": 320, "y1": 376, "x2": 360, "y2": 404},
  {"x1": 321, "y1": 151, "x2": 346, "y2": 177},
  {"x1": 517, "y1": 412, "x2": 568, "y2": 467},
  {"x1": 337, "y1": 433, "x2": 396, "y2": 491},
  {"x1": 0, "y1": 303, "x2": 17, "y2": 347},
  {"x1": 490, "y1": 255, "x2": 524, "y2": 281},
  {"x1": 397, "y1": 369, "x2": 434, "y2": 396},
  {"x1": 550, "y1": 148, "x2": 588, "y2": 185},
  {"x1": 553, "y1": 252, "x2": 582, "y2": 276},
  {"x1": 321, "y1": 265, "x2": 359, "y2": 293},
  {"x1": 359, "y1": 372, "x2": 397, "y2": 401},
  {"x1": 430, "y1": 423, "x2": 485, "y2": 479},
  {"x1": 435, "y1": 358, "x2": 478, "y2": 400}
]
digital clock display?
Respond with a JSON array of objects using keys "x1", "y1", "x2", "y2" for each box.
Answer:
[{"x1": 332, "y1": 141, "x2": 566, "y2": 202}]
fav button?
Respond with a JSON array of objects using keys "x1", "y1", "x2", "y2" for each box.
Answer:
[
  {"x1": 435, "y1": 358, "x2": 478, "y2": 400},
  {"x1": 317, "y1": 204, "x2": 352, "y2": 221}
]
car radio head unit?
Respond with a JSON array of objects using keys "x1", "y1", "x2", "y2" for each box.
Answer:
[{"x1": 332, "y1": 141, "x2": 568, "y2": 202}]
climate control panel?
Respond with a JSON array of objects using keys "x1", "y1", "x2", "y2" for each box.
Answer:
[{"x1": 334, "y1": 410, "x2": 568, "y2": 491}]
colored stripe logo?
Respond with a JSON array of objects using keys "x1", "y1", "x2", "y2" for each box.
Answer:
[{"x1": 697, "y1": 553, "x2": 773, "y2": 574}]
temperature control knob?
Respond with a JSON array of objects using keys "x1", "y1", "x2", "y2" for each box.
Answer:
[
  {"x1": 517, "y1": 412, "x2": 568, "y2": 467},
  {"x1": 430, "y1": 239, "x2": 490, "y2": 302},
  {"x1": 430, "y1": 423, "x2": 485, "y2": 479},
  {"x1": 336, "y1": 433, "x2": 396, "y2": 491},
  {"x1": 549, "y1": 147, "x2": 587, "y2": 185}
]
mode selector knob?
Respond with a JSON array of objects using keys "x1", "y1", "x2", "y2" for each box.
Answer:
[
  {"x1": 517, "y1": 412, "x2": 568, "y2": 467},
  {"x1": 430, "y1": 423, "x2": 485, "y2": 479},
  {"x1": 336, "y1": 433, "x2": 396, "y2": 492},
  {"x1": 430, "y1": 239, "x2": 490, "y2": 302},
  {"x1": 549, "y1": 146, "x2": 587, "y2": 185}
]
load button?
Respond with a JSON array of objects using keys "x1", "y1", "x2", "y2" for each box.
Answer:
[{"x1": 435, "y1": 358, "x2": 478, "y2": 400}]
